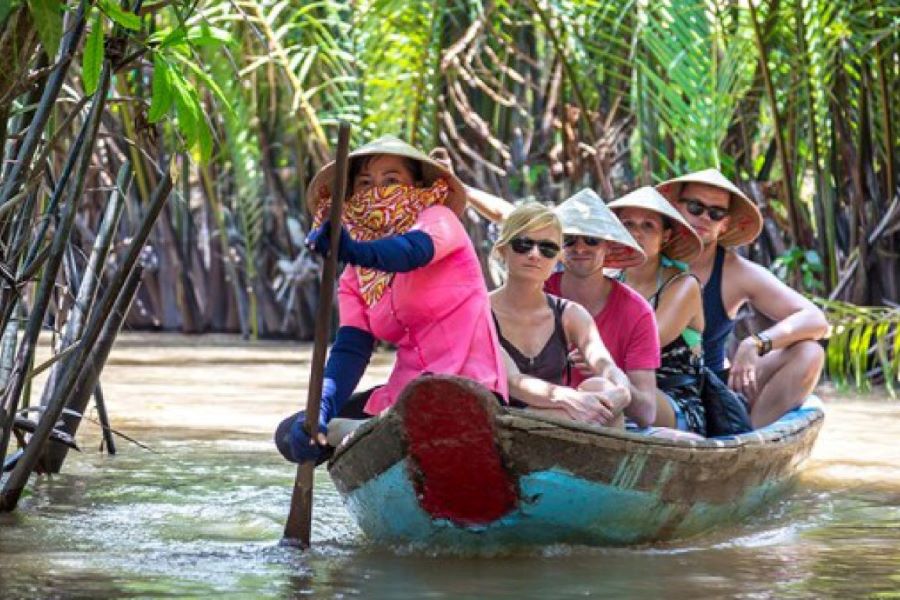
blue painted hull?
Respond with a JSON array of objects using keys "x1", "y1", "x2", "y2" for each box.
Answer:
[
  {"x1": 328, "y1": 376, "x2": 824, "y2": 548},
  {"x1": 344, "y1": 460, "x2": 792, "y2": 547}
]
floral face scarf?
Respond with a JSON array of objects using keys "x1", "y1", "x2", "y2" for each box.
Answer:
[{"x1": 314, "y1": 177, "x2": 451, "y2": 306}]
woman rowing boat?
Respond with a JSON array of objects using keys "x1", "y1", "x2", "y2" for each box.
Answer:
[{"x1": 275, "y1": 136, "x2": 507, "y2": 463}]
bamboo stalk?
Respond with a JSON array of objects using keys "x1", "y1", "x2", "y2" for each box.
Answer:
[
  {"x1": 43, "y1": 265, "x2": 144, "y2": 473},
  {"x1": 37, "y1": 164, "x2": 128, "y2": 413},
  {"x1": 0, "y1": 159, "x2": 173, "y2": 510},
  {"x1": 93, "y1": 384, "x2": 116, "y2": 455},
  {"x1": 0, "y1": 60, "x2": 46, "y2": 186},
  {"x1": 20, "y1": 102, "x2": 96, "y2": 273},
  {"x1": 0, "y1": 305, "x2": 20, "y2": 470},
  {"x1": 0, "y1": 61, "x2": 111, "y2": 477},
  {"x1": 0, "y1": 1, "x2": 88, "y2": 209}
]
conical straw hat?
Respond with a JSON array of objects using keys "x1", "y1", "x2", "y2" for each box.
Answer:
[
  {"x1": 607, "y1": 186, "x2": 703, "y2": 263},
  {"x1": 306, "y1": 135, "x2": 467, "y2": 216},
  {"x1": 553, "y1": 189, "x2": 646, "y2": 269},
  {"x1": 655, "y1": 169, "x2": 763, "y2": 248}
]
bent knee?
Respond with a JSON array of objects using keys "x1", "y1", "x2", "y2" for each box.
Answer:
[
  {"x1": 274, "y1": 410, "x2": 303, "y2": 462},
  {"x1": 793, "y1": 340, "x2": 825, "y2": 377}
]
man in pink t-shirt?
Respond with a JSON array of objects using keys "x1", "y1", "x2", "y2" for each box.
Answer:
[
  {"x1": 544, "y1": 272, "x2": 660, "y2": 382},
  {"x1": 468, "y1": 187, "x2": 660, "y2": 427}
]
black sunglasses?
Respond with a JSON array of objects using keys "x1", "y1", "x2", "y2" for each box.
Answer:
[
  {"x1": 563, "y1": 235, "x2": 603, "y2": 248},
  {"x1": 680, "y1": 198, "x2": 729, "y2": 222},
  {"x1": 509, "y1": 237, "x2": 561, "y2": 259}
]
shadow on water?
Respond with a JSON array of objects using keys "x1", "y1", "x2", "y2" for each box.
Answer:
[{"x1": 2, "y1": 334, "x2": 899, "y2": 599}]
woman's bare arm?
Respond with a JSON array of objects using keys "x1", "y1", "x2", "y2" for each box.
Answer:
[
  {"x1": 655, "y1": 274, "x2": 703, "y2": 347},
  {"x1": 464, "y1": 185, "x2": 514, "y2": 222}
]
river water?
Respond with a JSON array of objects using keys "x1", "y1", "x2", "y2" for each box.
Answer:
[{"x1": 1, "y1": 333, "x2": 898, "y2": 598}]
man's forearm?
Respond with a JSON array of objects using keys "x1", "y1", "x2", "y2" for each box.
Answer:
[
  {"x1": 758, "y1": 307, "x2": 829, "y2": 350},
  {"x1": 623, "y1": 370, "x2": 657, "y2": 427}
]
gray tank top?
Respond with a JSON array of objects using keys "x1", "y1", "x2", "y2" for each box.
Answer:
[{"x1": 492, "y1": 294, "x2": 570, "y2": 407}]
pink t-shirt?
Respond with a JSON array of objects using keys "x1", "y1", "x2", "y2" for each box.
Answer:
[
  {"x1": 338, "y1": 205, "x2": 508, "y2": 415},
  {"x1": 544, "y1": 272, "x2": 660, "y2": 385}
]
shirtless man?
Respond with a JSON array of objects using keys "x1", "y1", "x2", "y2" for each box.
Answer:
[{"x1": 656, "y1": 169, "x2": 829, "y2": 428}]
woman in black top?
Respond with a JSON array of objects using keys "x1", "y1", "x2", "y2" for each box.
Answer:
[
  {"x1": 489, "y1": 203, "x2": 630, "y2": 427},
  {"x1": 608, "y1": 187, "x2": 705, "y2": 438}
]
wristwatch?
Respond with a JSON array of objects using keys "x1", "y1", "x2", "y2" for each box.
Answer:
[{"x1": 752, "y1": 332, "x2": 773, "y2": 356}]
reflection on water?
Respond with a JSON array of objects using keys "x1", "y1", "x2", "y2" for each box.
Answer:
[{"x1": 2, "y1": 333, "x2": 899, "y2": 598}]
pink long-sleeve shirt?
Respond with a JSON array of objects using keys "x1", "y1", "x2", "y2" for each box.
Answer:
[{"x1": 338, "y1": 204, "x2": 508, "y2": 415}]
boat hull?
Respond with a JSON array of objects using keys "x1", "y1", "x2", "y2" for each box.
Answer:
[{"x1": 328, "y1": 375, "x2": 823, "y2": 547}]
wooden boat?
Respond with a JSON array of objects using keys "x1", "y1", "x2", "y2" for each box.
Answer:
[{"x1": 327, "y1": 374, "x2": 824, "y2": 547}]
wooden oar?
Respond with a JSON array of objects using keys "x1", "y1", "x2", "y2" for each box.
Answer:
[{"x1": 282, "y1": 121, "x2": 351, "y2": 548}]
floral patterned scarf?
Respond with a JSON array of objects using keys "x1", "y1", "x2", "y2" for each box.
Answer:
[{"x1": 314, "y1": 177, "x2": 451, "y2": 306}]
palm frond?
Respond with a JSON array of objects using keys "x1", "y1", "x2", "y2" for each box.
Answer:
[{"x1": 814, "y1": 297, "x2": 900, "y2": 397}]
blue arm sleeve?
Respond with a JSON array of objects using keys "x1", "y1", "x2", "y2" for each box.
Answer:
[
  {"x1": 343, "y1": 230, "x2": 435, "y2": 272},
  {"x1": 320, "y1": 326, "x2": 375, "y2": 423}
]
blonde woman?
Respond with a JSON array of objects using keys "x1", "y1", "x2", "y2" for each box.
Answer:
[{"x1": 490, "y1": 203, "x2": 630, "y2": 426}]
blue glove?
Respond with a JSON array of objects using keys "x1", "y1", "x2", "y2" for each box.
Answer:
[
  {"x1": 283, "y1": 326, "x2": 375, "y2": 463},
  {"x1": 305, "y1": 221, "x2": 355, "y2": 260},
  {"x1": 286, "y1": 409, "x2": 328, "y2": 463},
  {"x1": 306, "y1": 221, "x2": 435, "y2": 272}
]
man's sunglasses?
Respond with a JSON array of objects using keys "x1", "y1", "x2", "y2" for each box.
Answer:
[
  {"x1": 509, "y1": 237, "x2": 561, "y2": 259},
  {"x1": 563, "y1": 235, "x2": 603, "y2": 248},
  {"x1": 680, "y1": 198, "x2": 729, "y2": 222}
]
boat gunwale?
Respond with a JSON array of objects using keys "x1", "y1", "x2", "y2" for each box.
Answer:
[{"x1": 329, "y1": 397, "x2": 824, "y2": 464}]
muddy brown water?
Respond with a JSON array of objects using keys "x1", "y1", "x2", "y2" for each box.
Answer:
[{"x1": 1, "y1": 333, "x2": 898, "y2": 599}]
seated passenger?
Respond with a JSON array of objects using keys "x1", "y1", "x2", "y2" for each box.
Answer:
[
  {"x1": 467, "y1": 185, "x2": 660, "y2": 427},
  {"x1": 489, "y1": 203, "x2": 630, "y2": 426},
  {"x1": 608, "y1": 187, "x2": 706, "y2": 438},
  {"x1": 274, "y1": 136, "x2": 507, "y2": 464},
  {"x1": 656, "y1": 170, "x2": 828, "y2": 427}
]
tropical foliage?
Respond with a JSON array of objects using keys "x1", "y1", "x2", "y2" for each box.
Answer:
[
  {"x1": 1, "y1": 0, "x2": 898, "y2": 351},
  {"x1": 814, "y1": 298, "x2": 900, "y2": 397}
]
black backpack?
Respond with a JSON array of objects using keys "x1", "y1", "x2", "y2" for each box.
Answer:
[{"x1": 699, "y1": 366, "x2": 754, "y2": 437}]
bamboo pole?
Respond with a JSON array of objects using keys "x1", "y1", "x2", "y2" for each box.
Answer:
[
  {"x1": 42, "y1": 265, "x2": 144, "y2": 473},
  {"x1": 282, "y1": 121, "x2": 351, "y2": 548},
  {"x1": 0, "y1": 60, "x2": 111, "y2": 475},
  {"x1": 0, "y1": 1, "x2": 88, "y2": 208},
  {"x1": 39, "y1": 168, "x2": 129, "y2": 471},
  {"x1": 37, "y1": 163, "x2": 129, "y2": 407},
  {"x1": 0, "y1": 154, "x2": 174, "y2": 511},
  {"x1": 92, "y1": 384, "x2": 116, "y2": 454}
]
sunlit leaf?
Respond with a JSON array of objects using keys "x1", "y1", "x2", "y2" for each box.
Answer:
[
  {"x1": 82, "y1": 11, "x2": 104, "y2": 96},
  {"x1": 148, "y1": 54, "x2": 174, "y2": 123},
  {"x1": 98, "y1": 0, "x2": 140, "y2": 31}
]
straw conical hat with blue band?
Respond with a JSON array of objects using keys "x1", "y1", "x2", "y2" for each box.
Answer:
[
  {"x1": 655, "y1": 169, "x2": 763, "y2": 248},
  {"x1": 306, "y1": 135, "x2": 468, "y2": 217},
  {"x1": 607, "y1": 186, "x2": 703, "y2": 263},
  {"x1": 553, "y1": 188, "x2": 646, "y2": 269}
]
